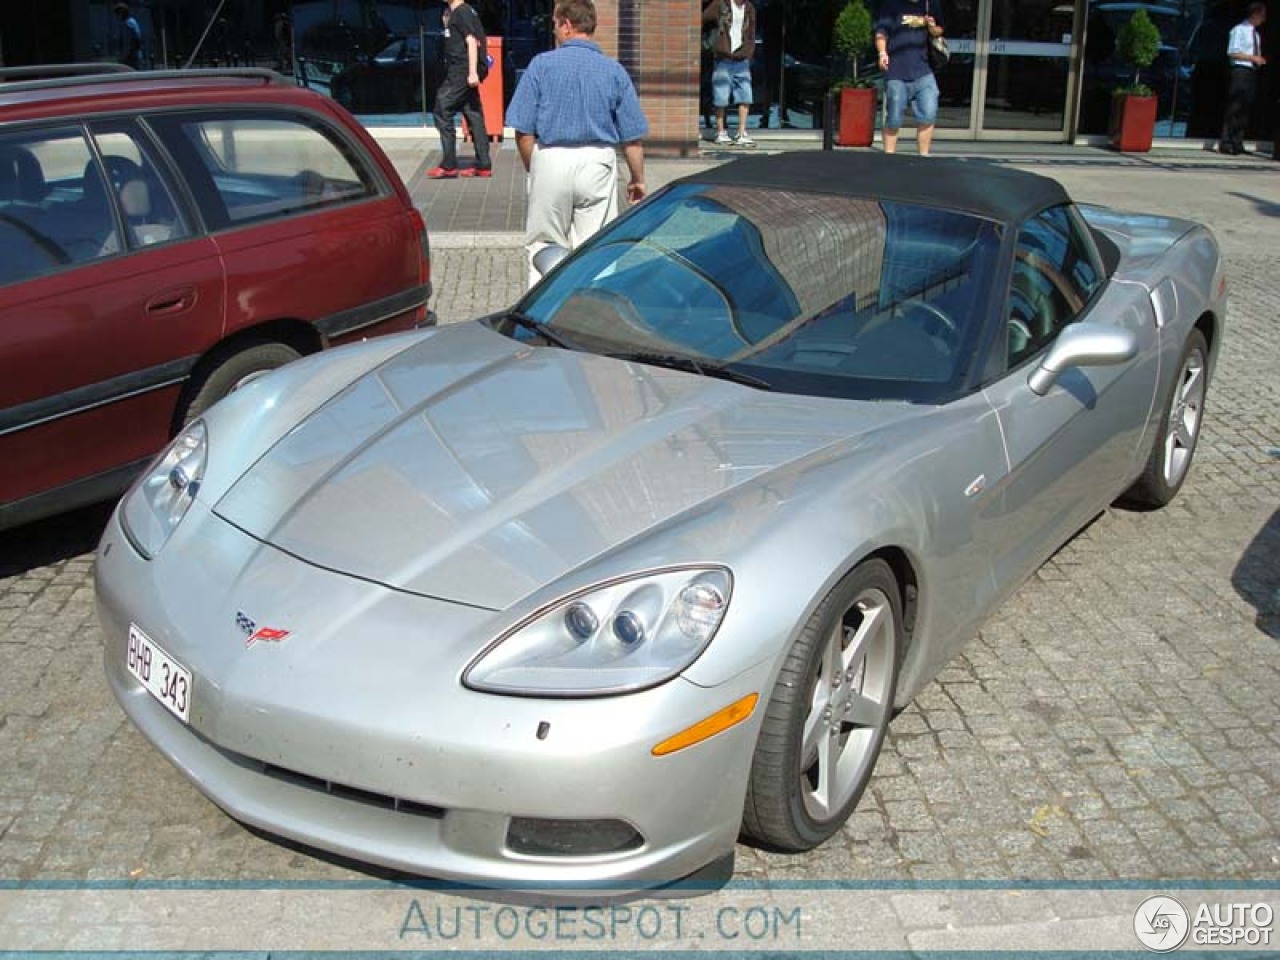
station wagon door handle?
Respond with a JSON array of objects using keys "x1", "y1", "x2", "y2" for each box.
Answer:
[{"x1": 146, "y1": 287, "x2": 197, "y2": 316}]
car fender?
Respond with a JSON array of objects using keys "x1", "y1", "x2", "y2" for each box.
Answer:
[
  {"x1": 195, "y1": 329, "x2": 431, "y2": 503},
  {"x1": 489, "y1": 407, "x2": 988, "y2": 706}
]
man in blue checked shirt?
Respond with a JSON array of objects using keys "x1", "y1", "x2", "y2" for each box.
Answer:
[{"x1": 506, "y1": 0, "x2": 649, "y2": 286}]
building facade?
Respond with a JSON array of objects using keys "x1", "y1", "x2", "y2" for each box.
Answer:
[{"x1": 2, "y1": 1, "x2": 1274, "y2": 153}]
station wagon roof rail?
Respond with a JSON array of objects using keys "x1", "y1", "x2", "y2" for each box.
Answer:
[
  {"x1": 0, "y1": 68, "x2": 291, "y2": 98},
  {"x1": 0, "y1": 63, "x2": 135, "y2": 82}
]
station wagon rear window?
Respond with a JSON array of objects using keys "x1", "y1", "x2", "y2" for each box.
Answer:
[{"x1": 152, "y1": 112, "x2": 377, "y2": 228}]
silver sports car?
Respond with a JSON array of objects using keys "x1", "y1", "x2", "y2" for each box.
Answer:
[{"x1": 96, "y1": 152, "x2": 1224, "y2": 890}]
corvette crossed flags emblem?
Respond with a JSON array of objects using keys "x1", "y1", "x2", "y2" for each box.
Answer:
[{"x1": 236, "y1": 610, "x2": 291, "y2": 648}]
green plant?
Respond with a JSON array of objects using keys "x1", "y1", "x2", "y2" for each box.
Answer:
[
  {"x1": 1115, "y1": 8, "x2": 1161, "y2": 96},
  {"x1": 832, "y1": 0, "x2": 875, "y2": 89}
]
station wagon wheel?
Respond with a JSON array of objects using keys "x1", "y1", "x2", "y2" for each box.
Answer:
[
  {"x1": 1123, "y1": 329, "x2": 1208, "y2": 508},
  {"x1": 177, "y1": 340, "x2": 302, "y2": 429},
  {"x1": 742, "y1": 559, "x2": 901, "y2": 851}
]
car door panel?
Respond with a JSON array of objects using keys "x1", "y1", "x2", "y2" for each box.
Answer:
[
  {"x1": 985, "y1": 291, "x2": 1159, "y2": 596},
  {"x1": 1, "y1": 240, "x2": 225, "y2": 509},
  {"x1": 153, "y1": 110, "x2": 421, "y2": 344},
  {"x1": 1, "y1": 121, "x2": 225, "y2": 514}
]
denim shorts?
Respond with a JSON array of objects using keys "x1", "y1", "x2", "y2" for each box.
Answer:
[
  {"x1": 712, "y1": 58, "x2": 753, "y2": 108},
  {"x1": 885, "y1": 73, "x2": 940, "y2": 128}
]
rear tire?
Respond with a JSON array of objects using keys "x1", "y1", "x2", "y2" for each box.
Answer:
[
  {"x1": 1124, "y1": 329, "x2": 1208, "y2": 508},
  {"x1": 178, "y1": 341, "x2": 301, "y2": 428},
  {"x1": 742, "y1": 559, "x2": 902, "y2": 851}
]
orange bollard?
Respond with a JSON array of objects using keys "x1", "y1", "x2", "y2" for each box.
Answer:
[{"x1": 463, "y1": 35, "x2": 504, "y2": 143}]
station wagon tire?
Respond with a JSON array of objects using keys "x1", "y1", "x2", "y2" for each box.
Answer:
[
  {"x1": 742, "y1": 559, "x2": 902, "y2": 851},
  {"x1": 179, "y1": 341, "x2": 302, "y2": 427},
  {"x1": 1124, "y1": 329, "x2": 1209, "y2": 508}
]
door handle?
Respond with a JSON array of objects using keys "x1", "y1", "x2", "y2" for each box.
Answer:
[{"x1": 146, "y1": 287, "x2": 197, "y2": 316}]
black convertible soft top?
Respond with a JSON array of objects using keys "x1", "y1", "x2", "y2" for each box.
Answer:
[{"x1": 681, "y1": 151, "x2": 1071, "y2": 226}]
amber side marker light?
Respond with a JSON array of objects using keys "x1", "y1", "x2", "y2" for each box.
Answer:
[{"x1": 651, "y1": 693, "x2": 759, "y2": 757}]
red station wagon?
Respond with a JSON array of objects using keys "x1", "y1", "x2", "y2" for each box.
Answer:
[{"x1": 0, "y1": 67, "x2": 432, "y2": 530}]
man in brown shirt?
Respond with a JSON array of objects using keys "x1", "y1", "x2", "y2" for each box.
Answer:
[{"x1": 703, "y1": 0, "x2": 758, "y2": 147}]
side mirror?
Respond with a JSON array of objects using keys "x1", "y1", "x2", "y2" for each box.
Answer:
[
  {"x1": 1027, "y1": 322, "x2": 1138, "y2": 396},
  {"x1": 532, "y1": 244, "x2": 569, "y2": 278}
]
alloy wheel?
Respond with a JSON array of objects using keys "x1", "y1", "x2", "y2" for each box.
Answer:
[
  {"x1": 1162, "y1": 346, "x2": 1206, "y2": 489},
  {"x1": 799, "y1": 588, "x2": 896, "y2": 822}
]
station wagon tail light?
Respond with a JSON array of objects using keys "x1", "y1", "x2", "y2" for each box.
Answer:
[
  {"x1": 464, "y1": 568, "x2": 732, "y2": 697},
  {"x1": 120, "y1": 421, "x2": 207, "y2": 559},
  {"x1": 410, "y1": 208, "x2": 430, "y2": 286}
]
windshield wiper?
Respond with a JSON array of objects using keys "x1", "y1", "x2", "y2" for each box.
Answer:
[
  {"x1": 610, "y1": 352, "x2": 772, "y2": 391},
  {"x1": 502, "y1": 311, "x2": 577, "y2": 350}
]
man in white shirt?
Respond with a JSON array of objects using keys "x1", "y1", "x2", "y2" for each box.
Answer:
[{"x1": 1220, "y1": 2, "x2": 1267, "y2": 155}]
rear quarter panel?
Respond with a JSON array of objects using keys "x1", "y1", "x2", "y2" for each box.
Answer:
[
  {"x1": 214, "y1": 193, "x2": 421, "y2": 341},
  {"x1": 1083, "y1": 207, "x2": 1226, "y2": 453}
]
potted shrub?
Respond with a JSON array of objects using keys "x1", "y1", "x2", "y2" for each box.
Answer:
[
  {"x1": 832, "y1": 0, "x2": 875, "y2": 147},
  {"x1": 1109, "y1": 8, "x2": 1161, "y2": 152}
]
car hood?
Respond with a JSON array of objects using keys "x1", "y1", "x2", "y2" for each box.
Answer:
[{"x1": 215, "y1": 322, "x2": 918, "y2": 610}]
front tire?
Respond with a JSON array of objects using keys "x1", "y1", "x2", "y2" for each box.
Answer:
[
  {"x1": 1124, "y1": 329, "x2": 1208, "y2": 507},
  {"x1": 742, "y1": 559, "x2": 902, "y2": 851}
]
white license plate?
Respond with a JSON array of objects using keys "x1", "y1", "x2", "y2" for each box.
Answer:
[{"x1": 127, "y1": 623, "x2": 192, "y2": 723}]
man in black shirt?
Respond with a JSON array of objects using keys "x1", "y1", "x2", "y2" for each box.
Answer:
[{"x1": 429, "y1": 0, "x2": 492, "y2": 178}]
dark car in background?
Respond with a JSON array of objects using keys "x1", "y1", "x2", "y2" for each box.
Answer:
[
  {"x1": 331, "y1": 33, "x2": 443, "y2": 113},
  {"x1": 0, "y1": 68, "x2": 431, "y2": 530}
]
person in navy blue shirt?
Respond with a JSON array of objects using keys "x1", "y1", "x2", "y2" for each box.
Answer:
[
  {"x1": 507, "y1": 0, "x2": 649, "y2": 286},
  {"x1": 874, "y1": 0, "x2": 945, "y2": 155},
  {"x1": 114, "y1": 3, "x2": 144, "y2": 70}
]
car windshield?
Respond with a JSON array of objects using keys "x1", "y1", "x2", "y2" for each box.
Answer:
[{"x1": 517, "y1": 184, "x2": 1002, "y2": 402}]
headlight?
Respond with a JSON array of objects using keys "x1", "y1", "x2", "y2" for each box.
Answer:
[
  {"x1": 120, "y1": 421, "x2": 207, "y2": 559},
  {"x1": 465, "y1": 567, "x2": 732, "y2": 697}
]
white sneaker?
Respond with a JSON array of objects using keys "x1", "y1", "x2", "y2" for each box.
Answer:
[
  {"x1": 733, "y1": 133, "x2": 757, "y2": 148},
  {"x1": 715, "y1": 131, "x2": 733, "y2": 145}
]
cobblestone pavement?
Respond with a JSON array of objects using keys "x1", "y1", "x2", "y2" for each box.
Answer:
[{"x1": 1, "y1": 161, "x2": 1277, "y2": 891}]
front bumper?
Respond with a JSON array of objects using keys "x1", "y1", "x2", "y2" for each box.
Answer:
[{"x1": 96, "y1": 504, "x2": 766, "y2": 889}]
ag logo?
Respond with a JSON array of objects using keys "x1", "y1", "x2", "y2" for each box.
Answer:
[{"x1": 1134, "y1": 895, "x2": 1190, "y2": 952}]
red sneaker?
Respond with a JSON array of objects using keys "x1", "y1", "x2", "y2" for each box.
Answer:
[
  {"x1": 459, "y1": 167, "x2": 492, "y2": 178},
  {"x1": 426, "y1": 166, "x2": 458, "y2": 179}
]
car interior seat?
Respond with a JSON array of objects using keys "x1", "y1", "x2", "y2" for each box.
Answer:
[
  {"x1": 79, "y1": 157, "x2": 134, "y2": 256},
  {"x1": 0, "y1": 145, "x2": 49, "y2": 204},
  {"x1": 118, "y1": 177, "x2": 174, "y2": 246},
  {"x1": 1007, "y1": 262, "x2": 1056, "y2": 365}
]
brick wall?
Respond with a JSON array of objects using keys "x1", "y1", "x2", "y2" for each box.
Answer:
[{"x1": 594, "y1": 0, "x2": 702, "y2": 156}]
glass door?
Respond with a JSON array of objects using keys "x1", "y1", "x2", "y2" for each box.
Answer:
[
  {"x1": 934, "y1": 0, "x2": 981, "y2": 136},
  {"x1": 977, "y1": 0, "x2": 1078, "y2": 138}
]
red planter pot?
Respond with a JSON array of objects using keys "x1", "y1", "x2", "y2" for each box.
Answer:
[
  {"x1": 1109, "y1": 93, "x2": 1157, "y2": 153},
  {"x1": 836, "y1": 86, "x2": 876, "y2": 148}
]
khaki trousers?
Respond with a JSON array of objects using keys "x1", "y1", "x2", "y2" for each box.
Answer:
[{"x1": 525, "y1": 144, "x2": 619, "y2": 287}]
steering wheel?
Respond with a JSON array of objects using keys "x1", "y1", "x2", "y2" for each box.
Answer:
[
  {"x1": 0, "y1": 212, "x2": 71, "y2": 266},
  {"x1": 893, "y1": 298, "x2": 957, "y2": 346}
]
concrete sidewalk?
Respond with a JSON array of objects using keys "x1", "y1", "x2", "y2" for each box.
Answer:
[{"x1": 372, "y1": 129, "x2": 1279, "y2": 242}]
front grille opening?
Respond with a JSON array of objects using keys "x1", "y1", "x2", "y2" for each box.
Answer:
[
  {"x1": 259, "y1": 761, "x2": 445, "y2": 819},
  {"x1": 506, "y1": 817, "x2": 644, "y2": 857}
]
